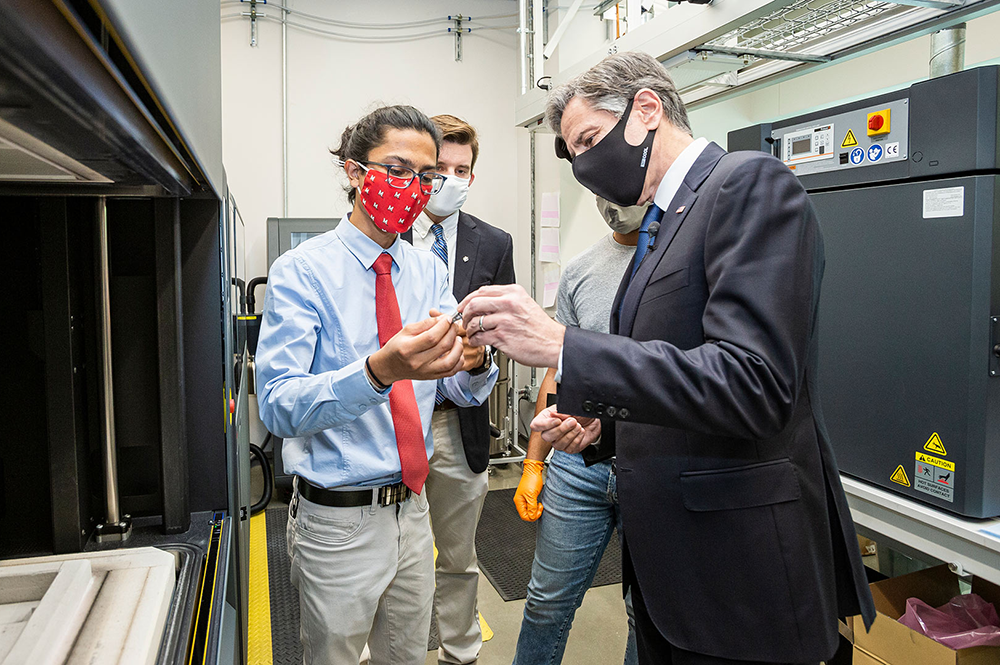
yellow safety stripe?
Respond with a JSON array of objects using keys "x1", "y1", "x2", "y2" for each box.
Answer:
[{"x1": 248, "y1": 511, "x2": 273, "y2": 665}]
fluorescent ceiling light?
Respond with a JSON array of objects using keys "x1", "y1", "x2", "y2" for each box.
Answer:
[{"x1": 662, "y1": 50, "x2": 747, "y2": 92}]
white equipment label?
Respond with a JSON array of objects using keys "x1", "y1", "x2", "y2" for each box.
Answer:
[{"x1": 923, "y1": 186, "x2": 965, "y2": 219}]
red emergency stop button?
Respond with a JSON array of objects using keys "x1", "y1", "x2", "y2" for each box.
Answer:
[
  {"x1": 230, "y1": 399, "x2": 236, "y2": 415},
  {"x1": 867, "y1": 108, "x2": 891, "y2": 136}
]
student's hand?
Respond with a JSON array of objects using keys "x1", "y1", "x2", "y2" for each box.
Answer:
[
  {"x1": 530, "y1": 406, "x2": 601, "y2": 455},
  {"x1": 368, "y1": 312, "x2": 464, "y2": 384},
  {"x1": 457, "y1": 321, "x2": 486, "y2": 372},
  {"x1": 514, "y1": 459, "x2": 545, "y2": 521}
]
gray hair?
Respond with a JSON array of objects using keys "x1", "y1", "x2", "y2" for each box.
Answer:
[{"x1": 545, "y1": 51, "x2": 691, "y2": 139}]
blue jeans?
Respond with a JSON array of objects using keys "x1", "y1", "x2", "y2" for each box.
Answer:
[{"x1": 512, "y1": 451, "x2": 638, "y2": 665}]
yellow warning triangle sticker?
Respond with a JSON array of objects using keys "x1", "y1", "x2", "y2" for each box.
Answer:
[
  {"x1": 842, "y1": 129, "x2": 859, "y2": 148},
  {"x1": 890, "y1": 465, "x2": 910, "y2": 487},
  {"x1": 924, "y1": 432, "x2": 947, "y2": 456}
]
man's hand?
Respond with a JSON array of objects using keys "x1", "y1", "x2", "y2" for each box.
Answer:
[
  {"x1": 368, "y1": 312, "x2": 465, "y2": 384},
  {"x1": 530, "y1": 406, "x2": 601, "y2": 455},
  {"x1": 458, "y1": 284, "x2": 565, "y2": 369},
  {"x1": 513, "y1": 459, "x2": 545, "y2": 521},
  {"x1": 457, "y1": 322, "x2": 486, "y2": 372}
]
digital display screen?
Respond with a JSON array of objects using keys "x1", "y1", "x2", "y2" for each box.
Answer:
[{"x1": 792, "y1": 138, "x2": 812, "y2": 155}]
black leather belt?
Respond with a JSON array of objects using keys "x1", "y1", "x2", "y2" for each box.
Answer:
[
  {"x1": 435, "y1": 398, "x2": 459, "y2": 411},
  {"x1": 297, "y1": 477, "x2": 411, "y2": 508}
]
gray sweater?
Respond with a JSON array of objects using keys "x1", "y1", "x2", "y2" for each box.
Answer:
[{"x1": 556, "y1": 233, "x2": 637, "y2": 334}]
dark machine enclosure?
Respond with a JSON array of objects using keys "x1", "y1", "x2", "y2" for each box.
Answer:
[
  {"x1": 729, "y1": 66, "x2": 1000, "y2": 518},
  {"x1": 0, "y1": 0, "x2": 250, "y2": 661}
]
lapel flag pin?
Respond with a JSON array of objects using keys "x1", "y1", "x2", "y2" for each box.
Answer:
[{"x1": 676, "y1": 205, "x2": 686, "y2": 214}]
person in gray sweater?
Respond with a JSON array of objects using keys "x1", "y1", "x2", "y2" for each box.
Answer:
[{"x1": 511, "y1": 196, "x2": 647, "y2": 665}]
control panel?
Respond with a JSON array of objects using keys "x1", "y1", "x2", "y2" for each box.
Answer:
[
  {"x1": 773, "y1": 98, "x2": 909, "y2": 177},
  {"x1": 782, "y1": 124, "x2": 834, "y2": 166}
]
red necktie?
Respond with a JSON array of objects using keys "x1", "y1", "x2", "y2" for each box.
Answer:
[{"x1": 373, "y1": 253, "x2": 429, "y2": 493}]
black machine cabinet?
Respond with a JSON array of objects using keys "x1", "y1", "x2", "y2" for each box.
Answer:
[
  {"x1": 730, "y1": 66, "x2": 1000, "y2": 518},
  {"x1": 0, "y1": 0, "x2": 249, "y2": 661}
]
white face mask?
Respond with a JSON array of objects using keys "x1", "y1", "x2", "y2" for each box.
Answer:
[
  {"x1": 424, "y1": 175, "x2": 470, "y2": 217},
  {"x1": 596, "y1": 196, "x2": 647, "y2": 234}
]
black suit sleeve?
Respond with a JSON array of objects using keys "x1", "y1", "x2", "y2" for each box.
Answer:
[
  {"x1": 495, "y1": 232, "x2": 515, "y2": 285},
  {"x1": 560, "y1": 157, "x2": 819, "y2": 440}
]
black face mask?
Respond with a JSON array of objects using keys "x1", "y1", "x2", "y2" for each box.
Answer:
[{"x1": 571, "y1": 99, "x2": 656, "y2": 207}]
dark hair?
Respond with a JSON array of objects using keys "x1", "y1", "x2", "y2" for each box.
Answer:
[{"x1": 332, "y1": 104, "x2": 441, "y2": 204}]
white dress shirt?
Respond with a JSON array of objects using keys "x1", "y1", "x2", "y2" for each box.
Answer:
[
  {"x1": 555, "y1": 137, "x2": 710, "y2": 382},
  {"x1": 652, "y1": 137, "x2": 709, "y2": 212},
  {"x1": 412, "y1": 210, "x2": 460, "y2": 294}
]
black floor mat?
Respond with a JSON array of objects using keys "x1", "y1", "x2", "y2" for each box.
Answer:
[
  {"x1": 265, "y1": 505, "x2": 441, "y2": 660},
  {"x1": 475, "y1": 487, "x2": 623, "y2": 602},
  {"x1": 265, "y1": 506, "x2": 303, "y2": 665}
]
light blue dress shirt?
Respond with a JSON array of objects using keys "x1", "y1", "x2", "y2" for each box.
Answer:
[{"x1": 256, "y1": 215, "x2": 498, "y2": 488}]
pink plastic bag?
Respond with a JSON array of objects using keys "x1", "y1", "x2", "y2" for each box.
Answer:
[{"x1": 898, "y1": 592, "x2": 1000, "y2": 649}]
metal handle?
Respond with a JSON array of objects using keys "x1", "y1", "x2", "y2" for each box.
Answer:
[{"x1": 97, "y1": 197, "x2": 120, "y2": 525}]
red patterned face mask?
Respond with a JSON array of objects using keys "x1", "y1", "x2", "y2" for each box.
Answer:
[{"x1": 354, "y1": 161, "x2": 432, "y2": 234}]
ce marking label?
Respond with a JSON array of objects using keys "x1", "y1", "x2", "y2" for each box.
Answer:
[{"x1": 885, "y1": 142, "x2": 900, "y2": 159}]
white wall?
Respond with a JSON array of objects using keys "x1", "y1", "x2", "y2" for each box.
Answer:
[
  {"x1": 221, "y1": 0, "x2": 520, "y2": 284},
  {"x1": 546, "y1": 10, "x2": 1000, "y2": 269}
]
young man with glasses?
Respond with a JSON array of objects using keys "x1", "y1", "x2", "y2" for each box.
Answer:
[
  {"x1": 401, "y1": 114, "x2": 515, "y2": 665},
  {"x1": 256, "y1": 105, "x2": 497, "y2": 665}
]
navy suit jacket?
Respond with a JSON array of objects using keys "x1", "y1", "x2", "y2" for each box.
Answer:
[
  {"x1": 559, "y1": 143, "x2": 876, "y2": 662},
  {"x1": 402, "y1": 210, "x2": 515, "y2": 473}
]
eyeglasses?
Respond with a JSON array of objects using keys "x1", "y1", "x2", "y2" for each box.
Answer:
[{"x1": 342, "y1": 159, "x2": 447, "y2": 195}]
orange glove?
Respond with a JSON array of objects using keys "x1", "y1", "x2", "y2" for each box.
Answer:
[{"x1": 514, "y1": 459, "x2": 545, "y2": 521}]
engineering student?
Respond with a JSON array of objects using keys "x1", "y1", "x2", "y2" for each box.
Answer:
[
  {"x1": 401, "y1": 113, "x2": 515, "y2": 665},
  {"x1": 255, "y1": 104, "x2": 498, "y2": 665}
]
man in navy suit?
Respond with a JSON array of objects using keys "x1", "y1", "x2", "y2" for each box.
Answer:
[{"x1": 459, "y1": 52, "x2": 874, "y2": 665}]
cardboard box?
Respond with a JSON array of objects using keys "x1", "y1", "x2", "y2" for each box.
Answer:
[
  {"x1": 850, "y1": 565, "x2": 1000, "y2": 665},
  {"x1": 853, "y1": 646, "x2": 891, "y2": 665}
]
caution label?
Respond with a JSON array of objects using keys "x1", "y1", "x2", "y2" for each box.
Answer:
[
  {"x1": 890, "y1": 465, "x2": 910, "y2": 487},
  {"x1": 914, "y1": 455, "x2": 956, "y2": 503},
  {"x1": 924, "y1": 432, "x2": 947, "y2": 456},
  {"x1": 842, "y1": 129, "x2": 859, "y2": 148},
  {"x1": 915, "y1": 452, "x2": 955, "y2": 472},
  {"x1": 914, "y1": 471, "x2": 955, "y2": 502}
]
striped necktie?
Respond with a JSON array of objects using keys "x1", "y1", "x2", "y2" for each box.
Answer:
[
  {"x1": 430, "y1": 223, "x2": 449, "y2": 405},
  {"x1": 431, "y1": 222, "x2": 448, "y2": 267}
]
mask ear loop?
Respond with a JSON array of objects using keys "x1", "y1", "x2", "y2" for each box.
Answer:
[{"x1": 336, "y1": 158, "x2": 371, "y2": 201}]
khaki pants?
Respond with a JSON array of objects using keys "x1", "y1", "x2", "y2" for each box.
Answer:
[
  {"x1": 286, "y1": 483, "x2": 434, "y2": 665},
  {"x1": 425, "y1": 410, "x2": 490, "y2": 664}
]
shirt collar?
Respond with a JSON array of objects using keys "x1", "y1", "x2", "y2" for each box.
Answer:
[
  {"x1": 336, "y1": 214, "x2": 407, "y2": 271},
  {"x1": 413, "y1": 209, "x2": 460, "y2": 240},
  {"x1": 653, "y1": 137, "x2": 709, "y2": 211}
]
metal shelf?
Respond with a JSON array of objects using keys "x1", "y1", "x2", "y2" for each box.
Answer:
[
  {"x1": 709, "y1": 1, "x2": 903, "y2": 54},
  {"x1": 843, "y1": 476, "x2": 1000, "y2": 585}
]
